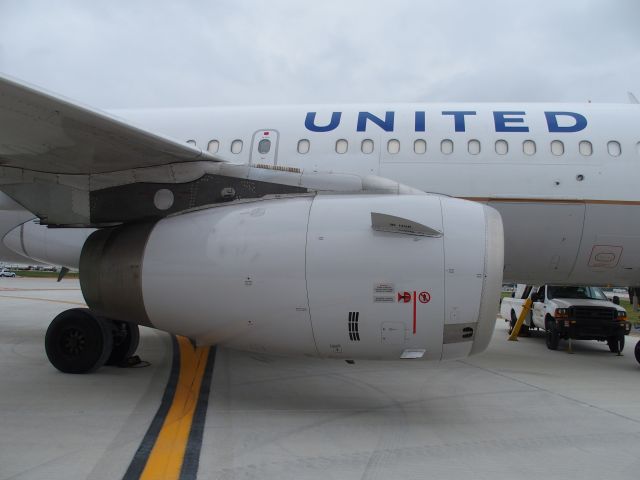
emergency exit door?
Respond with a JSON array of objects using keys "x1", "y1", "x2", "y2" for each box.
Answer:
[{"x1": 250, "y1": 130, "x2": 279, "y2": 165}]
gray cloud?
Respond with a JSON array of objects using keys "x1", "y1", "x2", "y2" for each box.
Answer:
[{"x1": 0, "y1": 0, "x2": 638, "y2": 108}]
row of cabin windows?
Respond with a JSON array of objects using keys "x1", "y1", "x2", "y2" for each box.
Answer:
[
  {"x1": 324, "y1": 138, "x2": 623, "y2": 157},
  {"x1": 188, "y1": 138, "x2": 244, "y2": 154},
  {"x1": 189, "y1": 138, "x2": 629, "y2": 158}
]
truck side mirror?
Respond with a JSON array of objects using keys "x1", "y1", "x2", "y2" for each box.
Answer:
[{"x1": 612, "y1": 296, "x2": 620, "y2": 305}]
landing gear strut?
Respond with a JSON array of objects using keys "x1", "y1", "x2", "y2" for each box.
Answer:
[
  {"x1": 45, "y1": 308, "x2": 140, "y2": 374},
  {"x1": 107, "y1": 320, "x2": 140, "y2": 366}
]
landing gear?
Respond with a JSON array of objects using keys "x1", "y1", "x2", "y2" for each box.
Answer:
[
  {"x1": 45, "y1": 309, "x2": 113, "y2": 373},
  {"x1": 45, "y1": 309, "x2": 140, "y2": 373},
  {"x1": 634, "y1": 340, "x2": 640, "y2": 364},
  {"x1": 107, "y1": 320, "x2": 140, "y2": 366}
]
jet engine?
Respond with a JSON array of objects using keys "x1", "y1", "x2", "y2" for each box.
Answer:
[{"x1": 79, "y1": 194, "x2": 503, "y2": 363}]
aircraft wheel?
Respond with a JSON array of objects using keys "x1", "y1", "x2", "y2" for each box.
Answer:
[
  {"x1": 45, "y1": 308, "x2": 113, "y2": 374},
  {"x1": 634, "y1": 340, "x2": 640, "y2": 364},
  {"x1": 106, "y1": 320, "x2": 140, "y2": 366}
]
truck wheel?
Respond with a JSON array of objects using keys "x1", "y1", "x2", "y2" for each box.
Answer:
[
  {"x1": 635, "y1": 340, "x2": 640, "y2": 364},
  {"x1": 545, "y1": 318, "x2": 560, "y2": 350},
  {"x1": 509, "y1": 310, "x2": 517, "y2": 334},
  {"x1": 607, "y1": 335, "x2": 625, "y2": 353}
]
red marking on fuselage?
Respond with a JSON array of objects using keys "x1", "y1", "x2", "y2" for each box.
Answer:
[{"x1": 413, "y1": 291, "x2": 417, "y2": 334}]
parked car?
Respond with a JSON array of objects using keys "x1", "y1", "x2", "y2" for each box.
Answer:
[{"x1": 0, "y1": 269, "x2": 16, "y2": 277}]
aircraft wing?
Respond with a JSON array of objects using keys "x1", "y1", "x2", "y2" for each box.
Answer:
[
  {"x1": 0, "y1": 73, "x2": 221, "y2": 174},
  {"x1": 0, "y1": 74, "x2": 419, "y2": 227}
]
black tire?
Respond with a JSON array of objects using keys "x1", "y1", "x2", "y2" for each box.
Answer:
[
  {"x1": 45, "y1": 308, "x2": 113, "y2": 374},
  {"x1": 509, "y1": 310, "x2": 517, "y2": 334},
  {"x1": 635, "y1": 340, "x2": 640, "y2": 364},
  {"x1": 545, "y1": 317, "x2": 560, "y2": 350},
  {"x1": 106, "y1": 320, "x2": 140, "y2": 366},
  {"x1": 607, "y1": 335, "x2": 625, "y2": 353}
]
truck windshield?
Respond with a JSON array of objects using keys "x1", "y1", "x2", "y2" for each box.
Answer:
[{"x1": 547, "y1": 286, "x2": 608, "y2": 301}]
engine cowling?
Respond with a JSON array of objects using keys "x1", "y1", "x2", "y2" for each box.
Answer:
[
  {"x1": 3, "y1": 218, "x2": 93, "y2": 269},
  {"x1": 80, "y1": 194, "x2": 503, "y2": 361}
]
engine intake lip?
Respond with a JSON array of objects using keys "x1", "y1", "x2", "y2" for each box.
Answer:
[{"x1": 80, "y1": 222, "x2": 156, "y2": 327}]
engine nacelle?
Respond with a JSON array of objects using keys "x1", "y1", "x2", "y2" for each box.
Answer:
[
  {"x1": 80, "y1": 194, "x2": 504, "y2": 361},
  {"x1": 3, "y1": 218, "x2": 93, "y2": 269}
]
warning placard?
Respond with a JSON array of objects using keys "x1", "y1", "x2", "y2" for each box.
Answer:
[{"x1": 373, "y1": 283, "x2": 395, "y2": 303}]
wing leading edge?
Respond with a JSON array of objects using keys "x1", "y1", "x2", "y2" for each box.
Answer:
[{"x1": 0, "y1": 72, "x2": 221, "y2": 175}]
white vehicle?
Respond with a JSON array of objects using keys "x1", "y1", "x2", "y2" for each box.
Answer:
[
  {"x1": 501, "y1": 284, "x2": 536, "y2": 330},
  {"x1": 0, "y1": 268, "x2": 15, "y2": 277},
  {"x1": 2, "y1": 73, "x2": 640, "y2": 372},
  {"x1": 501, "y1": 284, "x2": 630, "y2": 352}
]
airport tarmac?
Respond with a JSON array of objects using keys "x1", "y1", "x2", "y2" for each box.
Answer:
[{"x1": 1, "y1": 277, "x2": 640, "y2": 480}]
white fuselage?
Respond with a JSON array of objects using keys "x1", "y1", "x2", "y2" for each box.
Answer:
[
  {"x1": 3, "y1": 103, "x2": 640, "y2": 286},
  {"x1": 118, "y1": 104, "x2": 640, "y2": 287}
]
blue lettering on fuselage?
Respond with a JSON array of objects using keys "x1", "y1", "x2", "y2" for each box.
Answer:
[
  {"x1": 304, "y1": 110, "x2": 588, "y2": 133},
  {"x1": 494, "y1": 111, "x2": 529, "y2": 132},
  {"x1": 357, "y1": 112, "x2": 394, "y2": 132},
  {"x1": 545, "y1": 111, "x2": 588, "y2": 133},
  {"x1": 305, "y1": 112, "x2": 342, "y2": 132},
  {"x1": 415, "y1": 111, "x2": 426, "y2": 132},
  {"x1": 442, "y1": 111, "x2": 476, "y2": 132}
]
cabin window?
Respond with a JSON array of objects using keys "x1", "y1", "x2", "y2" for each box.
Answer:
[
  {"x1": 468, "y1": 139, "x2": 481, "y2": 155},
  {"x1": 297, "y1": 139, "x2": 310, "y2": 154},
  {"x1": 607, "y1": 141, "x2": 621, "y2": 157},
  {"x1": 207, "y1": 139, "x2": 219, "y2": 153},
  {"x1": 579, "y1": 140, "x2": 593, "y2": 156},
  {"x1": 335, "y1": 139, "x2": 348, "y2": 154},
  {"x1": 440, "y1": 139, "x2": 453, "y2": 155},
  {"x1": 387, "y1": 139, "x2": 400, "y2": 154},
  {"x1": 495, "y1": 140, "x2": 508, "y2": 155},
  {"x1": 361, "y1": 139, "x2": 374, "y2": 154},
  {"x1": 186, "y1": 139, "x2": 196, "y2": 146},
  {"x1": 231, "y1": 139, "x2": 243, "y2": 154},
  {"x1": 257, "y1": 139, "x2": 271, "y2": 154},
  {"x1": 523, "y1": 140, "x2": 536, "y2": 155},
  {"x1": 551, "y1": 140, "x2": 564, "y2": 156},
  {"x1": 413, "y1": 139, "x2": 426, "y2": 154}
]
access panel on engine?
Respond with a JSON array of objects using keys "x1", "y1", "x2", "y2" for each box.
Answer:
[{"x1": 305, "y1": 195, "x2": 446, "y2": 361}]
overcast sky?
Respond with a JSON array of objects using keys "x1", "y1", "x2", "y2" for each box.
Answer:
[{"x1": 1, "y1": 0, "x2": 639, "y2": 109}]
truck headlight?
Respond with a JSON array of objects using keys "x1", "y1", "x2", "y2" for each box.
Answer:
[{"x1": 615, "y1": 310, "x2": 627, "y2": 321}]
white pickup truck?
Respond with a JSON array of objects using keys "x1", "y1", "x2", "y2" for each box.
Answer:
[{"x1": 501, "y1": 284, "x2": 631, "y2": 352}]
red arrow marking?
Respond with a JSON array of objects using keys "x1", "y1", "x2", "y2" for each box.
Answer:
[
  {"x1": 398, "y1": 291, "x2": 411, "y2": 303},
  {"x1": 413, "y1": 291, "x2": 417, "y2": 334}
]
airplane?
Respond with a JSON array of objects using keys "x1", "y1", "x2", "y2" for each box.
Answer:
[{"x1": 0, "y1": 73, "x2": 638, "y2": 373}]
